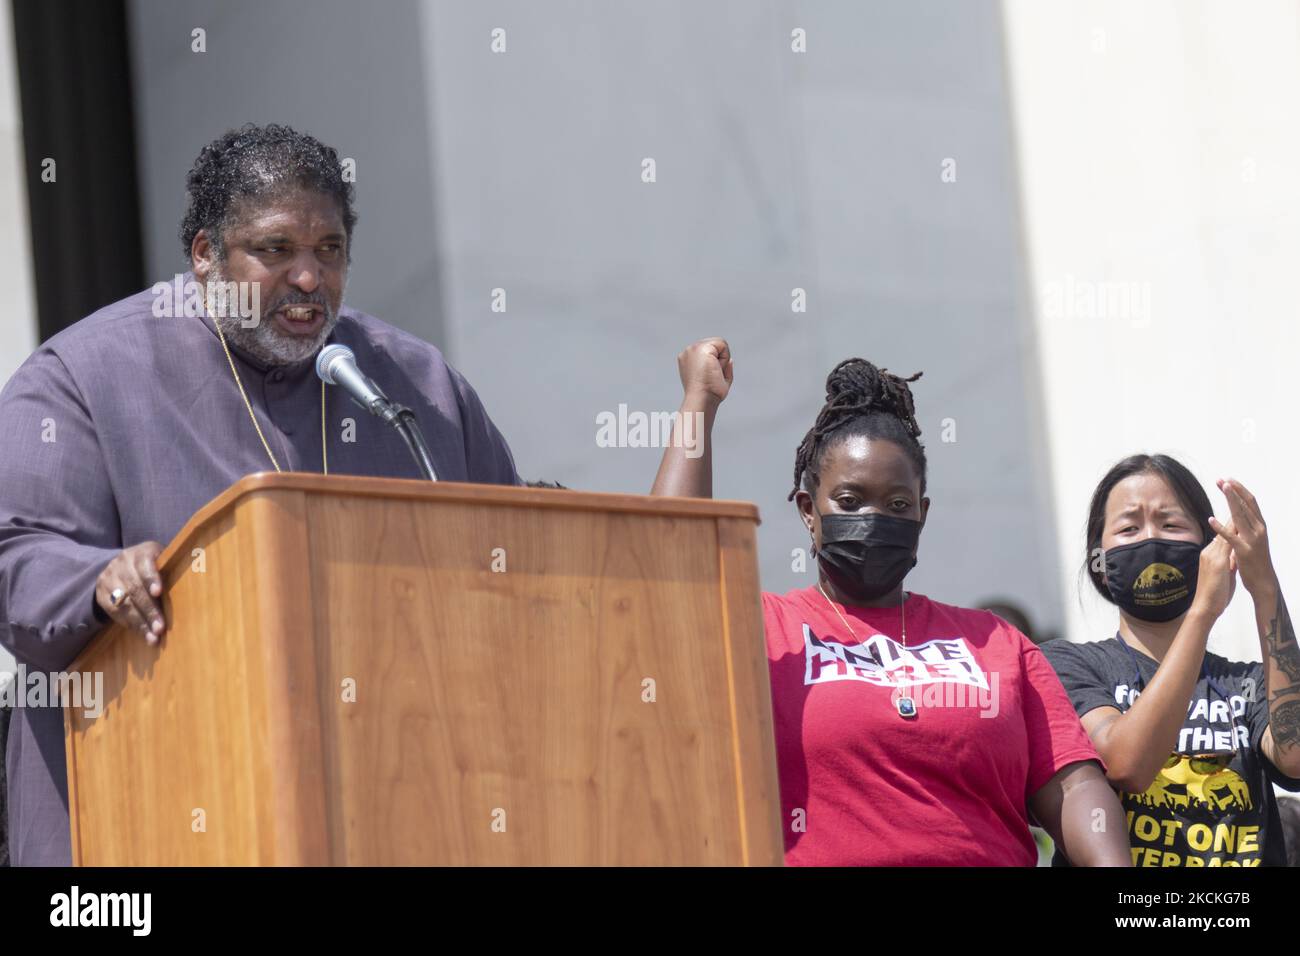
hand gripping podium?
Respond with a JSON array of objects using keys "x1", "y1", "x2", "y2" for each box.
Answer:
[{"x1": 64, "y1": 473, "x2": 783, "y2": 865}]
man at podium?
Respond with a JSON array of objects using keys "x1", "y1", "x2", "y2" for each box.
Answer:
[{"x1": 0, "y1": 124, "x2": 521, "y2": 865}]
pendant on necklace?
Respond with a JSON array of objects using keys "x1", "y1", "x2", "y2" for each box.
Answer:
[{"x1": 896, "y1": 696, "x2": 917, "y2": 719}]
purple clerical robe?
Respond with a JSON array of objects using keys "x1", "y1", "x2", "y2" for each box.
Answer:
[{"x1": 0, "y1": 277, "x2": 521, "y2": 865}]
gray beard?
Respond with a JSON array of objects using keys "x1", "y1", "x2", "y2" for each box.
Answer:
[{"x1": 207, "y1": 265, "x2": 342, "y2": 367}]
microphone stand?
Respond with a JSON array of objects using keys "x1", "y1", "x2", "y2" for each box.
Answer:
[
  {"x1": 317, "y1": 344, "x2": 439, "y2": 481},
  {"x1": 374, "y1": 400, "x2": 438, "y2": 481}
]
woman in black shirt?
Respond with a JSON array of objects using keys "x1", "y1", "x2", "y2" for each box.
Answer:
[{"x1": 1043, "y1": 453, "x2": 1300, "y2": 866}]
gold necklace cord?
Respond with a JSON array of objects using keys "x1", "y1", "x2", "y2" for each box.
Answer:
[
  {"x1": 817, "y1": 582, "x2": 907, "y2": 644},
  {"x1": 214, "y1": 319, "x2": 327, "y2": 474},
  {"x1": 818, "y1": 581, "x2": 910, "y2": 698}
]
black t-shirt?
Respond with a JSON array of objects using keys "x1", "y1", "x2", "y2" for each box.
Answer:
[{"x1": 1042, "y1": 636, "x2": 1300, "y2": 867}]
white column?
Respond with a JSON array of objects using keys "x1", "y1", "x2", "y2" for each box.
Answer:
[{"x1": 1002, "y1": 0, "x2": 1300, "y2": 659}]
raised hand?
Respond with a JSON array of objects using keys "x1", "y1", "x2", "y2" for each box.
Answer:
[
  {"x1": 676, "y1": 337, "x2": 733, "y2": 406},
  {"x1": 1190, "y1": 533, "x2": 1237, "y2": 621},
  {"x1": 1208, "y1": 478, "x2": 1278, "y2": 599}
]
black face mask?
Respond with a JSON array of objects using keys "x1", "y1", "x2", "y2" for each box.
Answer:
[
  {"x1": 1103, "y1": 538, "x2": 1203, "y2": 622},
  {"x1": 815, "y1": 512, "x2": 921, "y2": 603}
]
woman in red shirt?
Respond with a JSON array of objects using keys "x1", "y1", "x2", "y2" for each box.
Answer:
[{"x1": 651, "y1": 338, "x2": 1130, "y2": 866}]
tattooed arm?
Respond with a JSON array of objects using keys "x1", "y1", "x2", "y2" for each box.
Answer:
[
  {"x1": 1257, "y1": 590, "x2": 1300, "y2": 775},
  {"x1": 1208, "y1": 479, "x2": 1300, "y2": 777}
]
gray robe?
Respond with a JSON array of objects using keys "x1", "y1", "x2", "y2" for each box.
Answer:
[{"x1": 0, "y1": 277, "x2": 521, "y2": 865}]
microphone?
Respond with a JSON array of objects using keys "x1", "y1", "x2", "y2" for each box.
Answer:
[
  {"x1": 316, "y1": 344, "x2": 390, "y2": 417},
  {"x1": 315, "y1": 343, "x2": 439, "y2": 481}
]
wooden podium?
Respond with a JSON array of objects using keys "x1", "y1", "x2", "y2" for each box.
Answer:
[{"x1": 64, "y1": 473, "x2": 783, "y2": 865}]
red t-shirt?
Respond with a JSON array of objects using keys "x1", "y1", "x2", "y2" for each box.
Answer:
[{"x1": 763, "y1": 587, "x2": 1103, "y2": 866}]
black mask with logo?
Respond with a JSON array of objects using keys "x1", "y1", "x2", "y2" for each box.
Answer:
[
  {"x1": 815, "y1": 512, "x2": 921, "y2": 603},
  {"x1": 1103, "y1": 538, "x2": 1203, "y2": 622}
]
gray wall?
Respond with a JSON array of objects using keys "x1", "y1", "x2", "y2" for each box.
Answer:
[
  {"x1": 0, "y1": 1, "x2": 38, "y2": 676},
  {"x1": 128, "y1": 0, "x2": 1063, "y2": 634},
  {"x1": 127, "y1": 0, "x2": 445, "y2": 343}
]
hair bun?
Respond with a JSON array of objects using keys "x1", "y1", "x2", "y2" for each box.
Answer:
[{"x1": 823, "y1": 358, "x2": 922, "y2": 436}]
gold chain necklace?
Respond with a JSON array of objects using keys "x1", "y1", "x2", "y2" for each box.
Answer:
[
  {"x1": 215, "y1": 320, "x2": 328, "y2": 474},
  {"x1": 817, "y1": 581, "x2": 916, "y2": 719}
]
